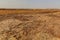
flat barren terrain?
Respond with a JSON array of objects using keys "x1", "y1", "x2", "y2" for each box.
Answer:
[{"x1": 0, "y1": 9, "x2": 60, "y2": 40}]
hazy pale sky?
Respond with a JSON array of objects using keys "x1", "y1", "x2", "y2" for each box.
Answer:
[{"x1": 0, "y1": 0, "x2": 60, "y2": 9}]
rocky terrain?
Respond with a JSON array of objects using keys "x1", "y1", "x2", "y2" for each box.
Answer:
[{"x1": 0, "y1": 9, "x2": 60, "y2": 40}]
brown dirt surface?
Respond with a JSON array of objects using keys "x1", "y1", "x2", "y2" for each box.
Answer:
[{"x1": 0, "y1": 9, "x2": 60, "y2": 40}]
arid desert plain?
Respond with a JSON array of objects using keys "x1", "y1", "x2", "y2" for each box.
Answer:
[{"x1": 0, "y1": 9, "x2": 60, "y2": 40}]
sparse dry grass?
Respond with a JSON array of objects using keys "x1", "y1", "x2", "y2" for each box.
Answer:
[
  {"x1": 0, "y1": 9, "x2": 60, "y2": 40},
  {"x1": 0, "y1": 9, "x2": 60, "y2": 14}
]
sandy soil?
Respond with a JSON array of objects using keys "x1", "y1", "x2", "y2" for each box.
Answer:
[{"x1": 0, "y1": 9, "x2": 60, "y2": 40}]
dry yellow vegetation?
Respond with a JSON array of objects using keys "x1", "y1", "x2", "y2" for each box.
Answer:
[
  {"x1": 0, "y1": 9, "x2": 60, "y2": 40},
  {"x1": 0, "y1": 9, "x2": 60, "y2": 14}
]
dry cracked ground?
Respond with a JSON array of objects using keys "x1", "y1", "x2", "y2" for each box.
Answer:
[{"x1": 0, "y1": 12, "x2": 60, "y2": 40}]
